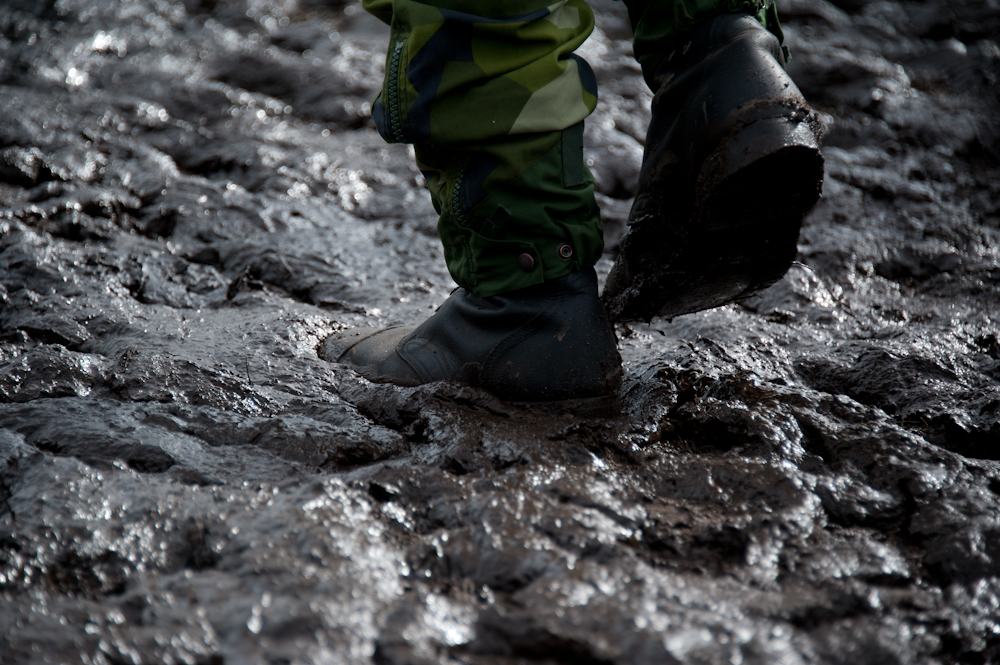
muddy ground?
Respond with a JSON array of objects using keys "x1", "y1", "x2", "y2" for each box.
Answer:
[{"x1": 1, "y1": 0, "x2": 999, "y2": 663}]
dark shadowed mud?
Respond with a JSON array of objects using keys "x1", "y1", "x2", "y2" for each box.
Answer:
[{"x1": 1, "y1": 0, "x2": 999, "y2": 662}]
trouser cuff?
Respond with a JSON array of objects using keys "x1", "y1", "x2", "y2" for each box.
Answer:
[{"x1": 428, "y1": 124, "x2": 604, "y2": 297}]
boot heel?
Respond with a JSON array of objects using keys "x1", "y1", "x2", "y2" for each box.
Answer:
[
  {"x1": 697, "y1": 115, "x2": 822, "y2": 216},
  {"x1": 694, "y1": 116, "x2": 825, "y2": 304},
  {"x1": 620, "y1": 116, "x2": 824, "y2": 322}
]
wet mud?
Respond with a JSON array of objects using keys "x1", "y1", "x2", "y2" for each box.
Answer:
[{"x1": 1, "y1": 0, "x2": 999, "y2": 662}]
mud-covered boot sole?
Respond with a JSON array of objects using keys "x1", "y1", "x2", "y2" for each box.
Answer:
[{"x1": 603, "y1": 118, "x2": 824, "y2": 322}]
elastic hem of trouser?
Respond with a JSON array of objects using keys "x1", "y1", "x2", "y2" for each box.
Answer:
[{"x1": 437, "y1": 130, "x2": 603, "y2": 297}]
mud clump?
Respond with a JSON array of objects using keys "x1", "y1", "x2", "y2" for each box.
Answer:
[{"x1": 2, "y1": 0, "x2": 1000, "y2": 663}]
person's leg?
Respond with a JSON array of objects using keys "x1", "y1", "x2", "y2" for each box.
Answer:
[
  {"x1": 602, "y1": 0, "x2": 825, "y2": 321},
  {"x1": 322, "y1": 0, "x2": 622, "y2": 414}
]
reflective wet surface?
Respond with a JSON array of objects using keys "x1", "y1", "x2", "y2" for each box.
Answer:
[{"x1": 1, "y1": 0, "x2": 999, "y2": 662}]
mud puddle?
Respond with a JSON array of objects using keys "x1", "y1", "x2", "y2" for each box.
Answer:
[{"x1": 1, "y1": 0, "x2": 999, "y2": 662}]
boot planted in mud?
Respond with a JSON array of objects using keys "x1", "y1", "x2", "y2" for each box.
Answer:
[
  {"x1": 602, "y1": 11, "x2": 825, "y2": 322},
  {"x1": 320, "y1": 268, "x2": 623, "y2": 417}
]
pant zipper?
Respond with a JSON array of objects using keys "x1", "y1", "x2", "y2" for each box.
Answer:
[
  {"x1": 387, "y1": 40, "x2": 405, "y2": 142},
  {"x1": 452, "y1": 165, "x2": 468, "y2": 227}
]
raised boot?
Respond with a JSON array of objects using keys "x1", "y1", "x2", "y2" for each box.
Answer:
[
  {"x1": 602, "y1": 11, "x2": 825, "y2": 322},
  {"x1": 319, "y1": 268, "x2": 623, "y2": 416}
]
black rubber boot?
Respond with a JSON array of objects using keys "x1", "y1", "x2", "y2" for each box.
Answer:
[
  {"x1": 319, "y1": 268, "x2": 623, "y2": 416},
  {"x1": 602, "y1": 12, "x2": 825, "y2": 322}
]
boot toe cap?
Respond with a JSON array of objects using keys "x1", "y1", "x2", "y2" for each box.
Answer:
[
  {"x1": 320, "y1": 326, "x2": 422, "y2": 384},
  {"x1": 319, "y1": 327, "x2": 393, "y2": 362}
]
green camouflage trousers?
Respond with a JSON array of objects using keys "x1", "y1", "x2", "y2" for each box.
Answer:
[{"x1": 362, "y1": 0, "x2": 780, "y2": 296}]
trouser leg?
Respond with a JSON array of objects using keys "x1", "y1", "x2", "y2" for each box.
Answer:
[{"x1": 362, "y1": 0, "x2": 604, "y2": 297}]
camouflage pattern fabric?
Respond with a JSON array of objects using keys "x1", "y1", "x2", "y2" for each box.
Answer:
[{"x1": 362, "y1": 0, "x2": 778, "y2": 296}]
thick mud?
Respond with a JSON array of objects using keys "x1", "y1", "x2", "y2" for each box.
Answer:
[{"x1": 1, "y1": 0, "x2": 999, "y2": 663}]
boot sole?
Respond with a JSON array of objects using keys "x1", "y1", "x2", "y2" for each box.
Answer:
[{"x1": 603, "y1": 116, "x2": 824, "y2": 322}]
